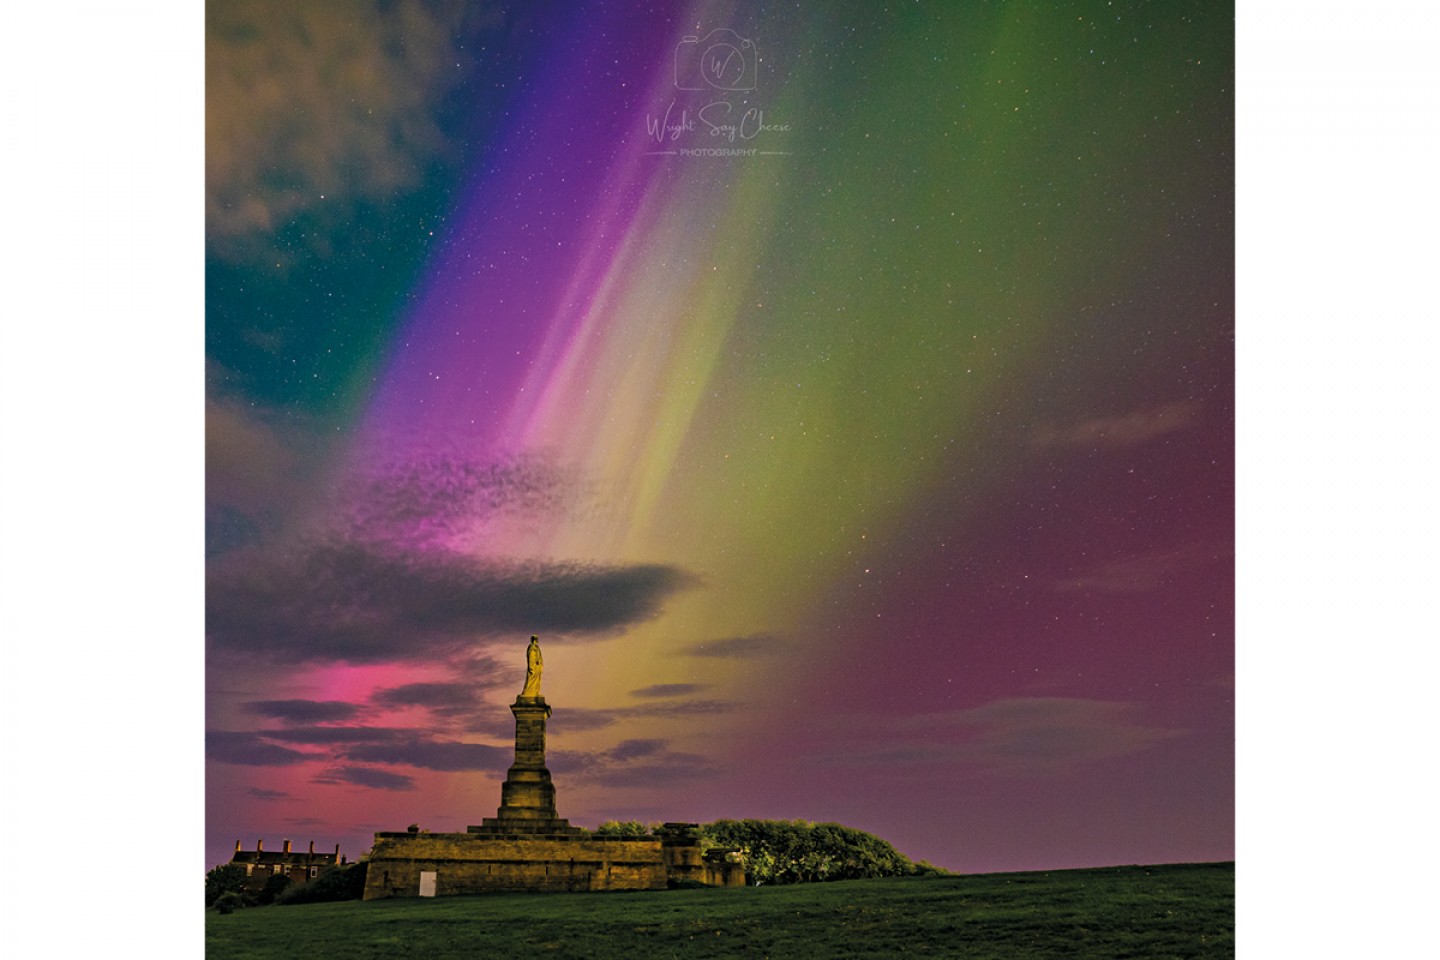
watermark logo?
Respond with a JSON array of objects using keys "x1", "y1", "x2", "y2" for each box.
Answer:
[
  {"x1": 646, "y1": 27, "x2": 791, "y2": 157},
  {"x1": 674, "y1": 29, "x2": 757, "y2": 91}
]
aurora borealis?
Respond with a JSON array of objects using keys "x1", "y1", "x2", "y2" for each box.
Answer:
[{"x1": 206, "y1": 0, "x2": 1233, "y2": 874}]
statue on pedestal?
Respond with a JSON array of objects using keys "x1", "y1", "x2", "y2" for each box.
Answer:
[{"x1": 519, "y1": 635, "x2": 543, "y2": 699}]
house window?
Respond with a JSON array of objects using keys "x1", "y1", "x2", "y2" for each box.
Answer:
[
  {"x1": 273, "y1": 864, "x2": 283, "y2": 874},
  {"x1": 309, "y1": 867, "x2": 318, "y2": 878}
]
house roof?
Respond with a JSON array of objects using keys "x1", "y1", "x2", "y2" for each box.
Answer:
[{"x1": 230, "y1": 848, "x2": 340, "y2": 866}]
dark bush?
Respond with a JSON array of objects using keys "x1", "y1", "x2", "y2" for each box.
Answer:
[
  {"x1": 214, "y1": 891, "x2": 250, "y2": 915},
  {"x1": 592, "y1": 820, "x2": 651, "y2": 838},
  {"x1": 275, "y1": 862, "x2": 369, "y2": 906},
  {"x1": 257, "y1": 873, "x2": 293, "y2": 905},
  {"x1": 205, "y1": 863, "x2": 248, "y2": 908}
]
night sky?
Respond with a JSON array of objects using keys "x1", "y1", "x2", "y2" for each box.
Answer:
[{"x1": 205, "y1": 0, "x2": 1233, "y2": 874}]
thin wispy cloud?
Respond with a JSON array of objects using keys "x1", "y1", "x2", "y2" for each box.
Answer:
[
  {"x1": 550, "y1": 738, "x2": 716, "y2": 788},
  {"x1": 1031, "y1": 401, "x2": 1201, "y2": 451},
  {"x1": 943, "y1": 698, "x2": 1188, "y2": 774},
  {"x1": 317, "y1": 766, "x2": 416, "y2": 791},
  {"x1": 213, "y1": 726, "x2": 511, "y2": 778},
  {"x1": 207, "y1": 731, "x2": 315, "y2": 767},
  {"x1": 679, "y1": 633, "x2": 783, "y2": 659},
  {"x1": 247, "y1": 788, "x2": 291, "y2": 801},
  {"x1": 242, "y1": 699, "x2": 365, "y2": 724},
  {"x1": 629, "y1": 683, "x2": 706, "y2": 699},
  {"x1": 1054, "y1": 544, "x2": 1219, "y2": 594},
  {"x1": 254, "y1": 726, "x2": 410, "y2": 746},
  {"x1": 551, "y1": 698, "x2": 736, "y2": 732},
  {"x1": 341, "y1": 739, "x2": 510, "y2": 773},
  {"x1": 372, "y1": 682, "x2": 481, "y2": 711},
  {"x1": 831, "y1": 698, "x2": 1188, "y2": 778}
]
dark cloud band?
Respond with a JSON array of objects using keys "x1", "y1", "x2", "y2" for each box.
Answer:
[
  {"x1": 242, "y1": 699, "x2": 363, "y2": 724},
  {"x1": 207, "y1": 542, "x2": 696, "y2": 663}
]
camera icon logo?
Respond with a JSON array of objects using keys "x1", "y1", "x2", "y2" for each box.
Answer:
[{"x1": 674, "y1": 29, "x2": 757, "y2": 91}]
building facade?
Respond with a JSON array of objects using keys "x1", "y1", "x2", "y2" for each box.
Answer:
[{"x1": 229, "y1": 839, "x2": 345, "y2": 893}]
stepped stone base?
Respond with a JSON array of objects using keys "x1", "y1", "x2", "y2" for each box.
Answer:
[{"x1": 467, "y1": 818, "x2": 585, "y2": 837}]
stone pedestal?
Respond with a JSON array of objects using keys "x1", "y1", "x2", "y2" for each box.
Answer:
[
  {"x1": 468, "y1": 696, "x2": 580, "y2": 836},
  {"x1": 497, "y1": 697, "x2": 555, "y2": 820}
]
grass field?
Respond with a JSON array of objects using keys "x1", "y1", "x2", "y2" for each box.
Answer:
[{"x1": 206, "y1": 861, "x2": 1233, "y2": 959}]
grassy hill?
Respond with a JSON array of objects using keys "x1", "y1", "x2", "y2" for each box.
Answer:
[{"x1": 206, "y1": 861, "x2": 1233, "y2": 959}]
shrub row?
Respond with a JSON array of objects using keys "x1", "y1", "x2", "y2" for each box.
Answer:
[
  {"x1": 206, "y1": 862, "x2": 369, "y2": 911},
  {"x1": 699, "y1": 819, "x2": 947, "y2": 885}
]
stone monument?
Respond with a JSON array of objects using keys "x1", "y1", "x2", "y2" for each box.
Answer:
[
  {"x1": 361, "y1": 636, "x2": 744, "y2": 899},
  {"x1": 467, "y1": 636, "x2": 581, "y2": 836}
]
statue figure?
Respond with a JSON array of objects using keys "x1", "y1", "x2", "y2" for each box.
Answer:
[{"x1": 519, "y1": 635, "x2": 543, "y2": 698}]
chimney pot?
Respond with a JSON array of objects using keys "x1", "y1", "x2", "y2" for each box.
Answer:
[
  {"x1": 234, "y1": 840, "x2": 241, "y2": 853},
  {"x1": 257, "y1": 839, "x2": 263, "y2": 852},
  {"x1": 283, "y1": 839, "x2": 292, "y2": 855},
  {"x1": 308, "y1": 840, "x2": 315, "y2": 855}
]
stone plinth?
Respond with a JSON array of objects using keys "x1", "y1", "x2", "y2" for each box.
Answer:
[
  {"x1": 362, "y1": 832, "x2": 667, "y2": 899},
  {"x1": 465, "y1": 696, "x2": 582, "y2": 836},
  {"x1": 497, "y1": 698, "x2": 553, "y2": 818}
]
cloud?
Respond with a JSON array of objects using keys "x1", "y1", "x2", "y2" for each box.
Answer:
[
  {"x1": 207, "y1": 541, "x2": 697, "y2": 663},
  {"x1": 242, "y1": 699, "x2": 364, "y2": 724},
  {"x1": 214, "y1": 723, "x2": 509, "y2": 778},
  {"x1": 368, "y1": 679, "x2": 519, "y2": 738},
  {"x1": 342, "y1": 452, "x2": 584, "y2": 551},
  {"x1": 206, "y1": 0, "x2": 487, "y2": 264},
  {"x1": 888, "y1": 698, "x2": 1188, "y2": 776},
  {"x1": 551, "y1": 698, "x2": 736, "y2": 732},
  {"x1": 255, "y1": 726, "x2": 409, "y2": 745},
  {"x1": 1031, "y1": 401, "x2": 1201, "y2": 451},
  {"x1": 629, "y1": 683, "x2": 706, "y2": 699},
  {"x1": 550, "y1": 739, "x2": 716, "y2": 788},
  {"x1": 247, "y1": 788, "x2": 291, "y2": 801},
  {"x1": 679, "y1": 633, "x2": 782, "y2": 659},
  {"x1": 1054, "y1": 544, "x2": 1216, "y2": 594},
  {"x1": 605, "y1": 739, "x2": 667, "y2": 760},
  {"x1": 621, "y1": 699, "x2": 734, "y2": 718},
  {"x1": 952, "y1": 698, "x2": 1187, "y2": 773},
  {"x1": 548, "y1": 709, "x2": 626, "y2": 732},
  {"x1": 318, "y1": 766, "x2": 416, "y2": 791},
  {"x1": 205, "y1": 394, "x2": 341, "y2": 558},
  {"x1": 341, "y1": 739, "x2": 510, "y2": 773},
  {"x1": 371, "y1": 682, "x2": 480, "y2": 711},
  {"x1": 207, "y1": 731, "x2": 314, "y2": 766},
  {"x1": 590, "y1": 757, "x2": 714, "y2": 789},
  {"x1": 209, "y1": 420, "x2": 576, "y2": 559},
  {"x1": 206, "y1": 399, "x2": 304, "y2": 515}
]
